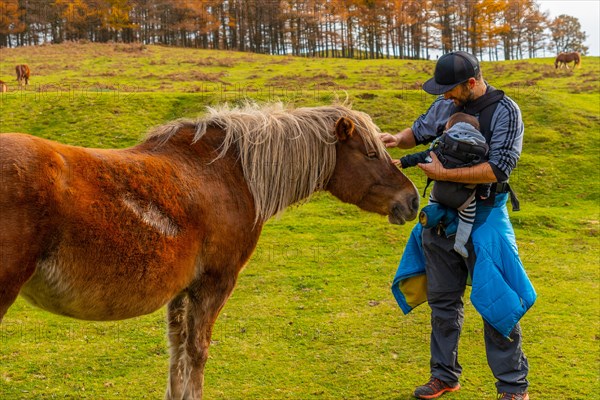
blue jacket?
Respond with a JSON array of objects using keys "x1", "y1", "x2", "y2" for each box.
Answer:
[{"x1": 391, "y1": 193, "x2": 537, "y2": 337}]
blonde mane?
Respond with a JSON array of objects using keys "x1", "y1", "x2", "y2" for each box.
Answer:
[{"x1": 147, "y1": 102, "x2": 388, "y2": 223}]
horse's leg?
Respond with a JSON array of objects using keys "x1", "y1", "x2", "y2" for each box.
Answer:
[
  {"x1": 165, "y1": 292, "x2": 189, "y2": 400},
  {"x1": 170, "y1": 271, "x2": 237, "y2": 400},
  {"x1": 0, "y1": 240, "x2": 38, "y2": 323},
  {"x1": 0, "y1": 199, "x2": 43, "y2": 322}
]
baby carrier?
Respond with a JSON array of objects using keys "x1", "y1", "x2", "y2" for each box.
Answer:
[{"x1": 423, "y1": 123, "x2": 489, "y2": 210}]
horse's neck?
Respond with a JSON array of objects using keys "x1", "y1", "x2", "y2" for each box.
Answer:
[
  {"x1": 140, "y1": 126, "x2": 225, "y2": 157},
  {"x1": 139, "y1": 124, "x2": 333, "y2": 223},
  {"x1": 224, "y1": 127, "x2": 335, "y2": 222}
]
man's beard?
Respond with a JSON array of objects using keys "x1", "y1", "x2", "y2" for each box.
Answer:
[{"x1": 457, "y1": 87, "x2": 476, "y2": 106}]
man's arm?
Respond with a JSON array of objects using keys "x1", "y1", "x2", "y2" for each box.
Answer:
[
  {"x1": 381, "y1": 97, "x2": 455, "y2": 149},
  {"x1": 418, "y1": 153, "x2": 497, "y2": 184},
  {"x1": 380, "y1": 128, "x2": 417, "y2": 149},
  {"x1": 487, "y1": 98, "x2": 524, "y2": 181}
]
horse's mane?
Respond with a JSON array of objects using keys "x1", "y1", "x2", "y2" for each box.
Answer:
[{"x1": 146, "y1": 102, "x2": 388, "y2": 222}]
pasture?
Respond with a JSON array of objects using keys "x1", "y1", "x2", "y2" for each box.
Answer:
[{"x1": 0, "y1": 43, "x2": 599, "y2": 399}]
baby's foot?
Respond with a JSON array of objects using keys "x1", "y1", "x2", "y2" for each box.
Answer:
[{"x1": 454, "y1": 243, "x2": 469, "y2": 258}]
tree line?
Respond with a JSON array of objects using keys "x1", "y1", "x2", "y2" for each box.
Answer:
[{"x1": 0, "y1": 0, "x2": 588, "y2": 59}]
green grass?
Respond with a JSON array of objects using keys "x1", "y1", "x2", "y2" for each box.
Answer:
[{"x1": 1, "y1": 43, "x2": 599, "y2": 399}]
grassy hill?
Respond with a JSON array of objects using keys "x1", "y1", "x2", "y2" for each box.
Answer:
[{"x1": 0, "y1": 43, "x2": 599, "y2": 399}]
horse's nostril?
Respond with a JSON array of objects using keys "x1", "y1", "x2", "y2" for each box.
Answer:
[{"x1": 411, "y1": 195, "x2": 420, "y2": 213}]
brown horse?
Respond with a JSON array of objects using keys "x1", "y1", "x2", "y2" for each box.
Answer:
[
  {"x1": 15, "y1": 64, "x2": 30, "y2": 85},
  {"x1": 555, "y1": 52, "x2": 581, "y2": 69},
  {"x1": 0, "y1": 80, "x2": 6, "y2": 92},
  {"x1": 0, "y1": 103, "x2": 418, "y2": 399}
]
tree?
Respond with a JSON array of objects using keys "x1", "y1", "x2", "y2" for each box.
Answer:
[
  {"x1": 431, "y1": 0, "x2": 455, "y2": 54},
  {"x1": 0, "y1": 0, "x2": 25, "y2": 47},
  {"x1": 499, "y1": 0, "x2": 524, "y2": 60},
  {"x1": 523, "y1": 2, "x2": 548, "y2": 58},
  {"x1": 54, "y1": 0, "x2": 94, "y2": 41},
  {"x1": 549, "y1": 14, "x2": 587, "y2": 55},
  {"x1": 475, "y1": 0, "x2": 507, "y2": 61},
  {"x1": 102, "y1": 0, "x2": 136, "y2": 42}
]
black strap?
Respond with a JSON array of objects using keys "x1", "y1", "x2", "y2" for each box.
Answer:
[
  {"x1": 508, "y1": 185, "x2": 520, "y2": 212},
  {"x1": 493, "y1": 182, "x2": 520, "y2": 211},
  {"x1": 461, "y1": 85, "x2": 505, "y2": 142},
  {"x1": 422, "y1": 177, "x2": 433, "y2": 198}
]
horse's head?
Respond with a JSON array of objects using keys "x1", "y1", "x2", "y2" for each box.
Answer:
[{"x1": 326, "y1": 117, "x2": 419, "y2": 225}]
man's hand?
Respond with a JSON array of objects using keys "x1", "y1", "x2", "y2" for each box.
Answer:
[
  {"x1": 417, "y1": 152, "x2": 445, "y2": 180},
  {"x1": 418, "y1": 152, "x2": 498, "y2": 184},
  {"x1": 380, "y1": 128, "x2": 417, "y2": 149},
  {"x1": 380, "y1": 132, "x2": 399, "y2": 148}
]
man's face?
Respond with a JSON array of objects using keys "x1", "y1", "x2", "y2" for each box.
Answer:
[{"x1": 443, "y1": 82, "x2": 474, "y2": 106}]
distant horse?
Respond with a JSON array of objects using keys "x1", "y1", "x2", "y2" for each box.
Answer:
[
  {"x1": 555, "y1": 52, "x2": 581, "y2": 69},
  {"x1": 0, "y1": 80, "x2": 6, "y2": 92},
  {"x1": 15, "y1": 64, "x2": 30, "y2": 85},
  {"x1": 0, "y1": 103, "x2": 419, "y2": 399}
]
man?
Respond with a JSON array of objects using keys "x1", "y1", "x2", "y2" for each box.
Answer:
[{"x1": 383, "y1": 51, "x2": 535, "y2": 400}]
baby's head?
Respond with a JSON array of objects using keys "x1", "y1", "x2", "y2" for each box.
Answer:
[{"x1": 445, "y1": 112, "x2": 480, "y2": 131}]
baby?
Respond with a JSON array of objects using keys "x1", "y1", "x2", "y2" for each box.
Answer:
[{"x1": 397, "y1": 113, "x2": 490, "y2": 258}]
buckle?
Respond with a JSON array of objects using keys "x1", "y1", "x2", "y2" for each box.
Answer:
[{"x1": 495, "y1": 182, "x2": 509, "y2": 193}]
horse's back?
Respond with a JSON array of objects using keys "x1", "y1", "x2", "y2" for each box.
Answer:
[
  {"x1": 15, "y1": 64, "x2": 29, "y2": 75},
  {"x1": 0, "y1": 133, "x2": 60, "y2": 203}
]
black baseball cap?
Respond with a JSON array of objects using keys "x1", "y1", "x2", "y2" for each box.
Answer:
[{"x1": 422, "y1": 51, "x2": 480, "y2": 95}]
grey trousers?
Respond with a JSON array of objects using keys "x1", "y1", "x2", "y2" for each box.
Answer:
[{"x1": 422, "y1": 227, "x2": 529, "y2": 394}]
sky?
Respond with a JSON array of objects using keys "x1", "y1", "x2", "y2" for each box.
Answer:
[{"x1": 537, "y1": 0, "x2": 600, "y2": 56}]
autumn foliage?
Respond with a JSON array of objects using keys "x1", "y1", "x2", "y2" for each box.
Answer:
[{"x1": 0, "y1": 0, "x2": 587, "y2": 59}]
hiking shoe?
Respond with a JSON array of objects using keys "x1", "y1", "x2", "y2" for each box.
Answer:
[
  {"x1": 413, "y1": 377, "x2": 460, "y2": 399},
  {"x1": 497, "y1": 393, "x2": 529, "y2": 400}
]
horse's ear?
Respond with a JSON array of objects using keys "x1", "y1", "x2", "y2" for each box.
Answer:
[{"x1": 335, "y1": 117, "x2": 355, "y2": 142}]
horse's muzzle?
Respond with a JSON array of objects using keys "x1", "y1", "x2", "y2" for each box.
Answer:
[{"x1": 388, "y1": 196, "x2": 419, "y2": 225}]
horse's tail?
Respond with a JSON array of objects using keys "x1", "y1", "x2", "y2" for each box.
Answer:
[
  {"x1": 575, "y1": 52, "x2": 581, "y2": 67},
  {"x1": 554, "y1": 57, "x2": 559, "y2": 69}
]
